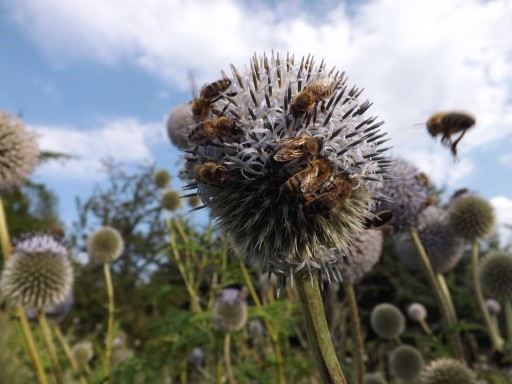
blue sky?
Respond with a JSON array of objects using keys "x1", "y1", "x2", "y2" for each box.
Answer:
[{"x1": 1, "y1": 0, "x2": 512, "y2": 242}]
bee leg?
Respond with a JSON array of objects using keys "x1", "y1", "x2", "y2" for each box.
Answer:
[
  {"x1": 450, "y1": 129, "x2": 467, "y2": 162},
  {"x1": 320, "y1": 99, "x2": 327, "y2": 114}
]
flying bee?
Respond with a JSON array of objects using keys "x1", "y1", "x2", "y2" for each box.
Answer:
[
  {"x1": 303, "y1": 176, "x2": 353, "y2": 215},
  {"x1": 363, "y1": 210, "x2": 393, "y2": 229},
  {"x1": 290, "y1": 78, "x2": 335, "y2": 123},
  {"x1": 426, "y1": 111, "x2": 476, "y2": 159},
  {"x1": 190, "y1": 74, "x2": 232, "y2": 118},
  {"x1": 273, "y1": 135, "x2": 323, "y2": 162},
  {"x1": 188, "y1": 117, "x2": 244, "y2": 144},
  {"x1": 282, "y1": 157, "x2": 332, "y2": 200},
  {"x1": 193, "y1": 162, "x2": 229, "y2": 185}
]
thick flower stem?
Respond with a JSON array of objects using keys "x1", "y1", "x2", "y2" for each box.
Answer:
[
  {"x1": 504, "y1": 300, "x2": 512, "y2": 354},
  {"x1": 38, "y1": 310, "x2": 63, "y2": 384},
  {"x1": 224, "y1": 333, "x2": 235, "y2": 384},
  {"x1": 471, "y1": 240, "x2": 504, "y2": 351},
  {"x1": 103, "y1": 262, "x2": 115, "y2": 380},
  {"x1": 295, "y1": 272, "x2": 347, "y2": 384},
  {"x1": 52, "y1": 323, "x2": 88, "y2": 384},
  {"x1": 344, "y1": 282, "x2": 365, "y2": 384}
]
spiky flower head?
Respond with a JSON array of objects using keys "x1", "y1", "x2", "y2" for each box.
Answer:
[
  {"x1": 182, "y1": 52, "x2": 390, "y2": 285},
  {"x1": 86, "y1": 226, "x2": 124, "y2": 263},
  {"x1": 449, "y1": 194, "x2": 495, "y2": 240},
  {"x1": 364, "y1": 374, "x2": 387, "y2": 384},
  {"x1": 71, "y1": 341, "x2": 94, "y2": 366},
  {"x1": 0, "y1": 111, "x2": 40, "y2": 193},
  {"x1": 389, "y1": 345, "x2": 424, "y2": 382},
  {"x1": 187, "y1": 195, "x2": 201, "y2": 208},
  {"x1": 485, "y1": 298, "x2": 501, "y2": 316},
  {"x1": 153, "y1": 169, "x2": 171, "y2": 189},
  {"x1": 338, "y1": 229, "x2": 383, "y2": 284},
  {"x1": 407, "y1": 302, "x2": 427, "y2": 322},
  {"x1": 370, "y1": 303, "x2": 405, "y2": 340},
  {"x1": 167, "y1": 103, "x2": 195, "y2": 149},
  {"x1": 0, "y1": 234, "x2": 73, "y2": 309},
  {"x1": 379, "y1": 157, "x2": 429, "y2": 232},
  {"x1": 394, "y1": 206, "x2": 464, "y2": 274},
  {"x1": 25, "y1": 292, "x2": 74, "y2": 323},
  {"x1": 479, "y1": 251, "x2": 512, "y2": 300},
  {"x1": 161, "y1": 189, "x2": 182, "y2": 211},
  {"x1": 213, "y1": 288, "x2": 248, "y2": 333},
  {"x1": 418, "y1": 358, "x2": 477, "y2": 384}
]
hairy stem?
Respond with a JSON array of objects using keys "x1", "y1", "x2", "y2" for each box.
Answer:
[{"x1": 103, "y1": 262, "x2": 115, "y2": 380}]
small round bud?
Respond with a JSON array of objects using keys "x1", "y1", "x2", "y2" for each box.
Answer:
[
  {"x1": 161, "y1": 189, "x2": 182, "y2": 211},
  {"x1": 188, "y1": 347, "x2": 205, "y2": 366},
  {"x1": 407, "y1": 302, "x2": 427, "y2": 322},
  {"x1": 153, "y1": 169, "x2": 171, "y2": 188},
  {"x1": 71, "y1": 341, "x2": 94, "y2": 366},
  {"x1": 389, "y1": 345, "x2": 424, "y2": 381},
  {"x1": 187, "y1": 195, "x2": 202, "y2": 208},
  {"x1": 418, "y1": 357, "x2": 477, "y2": 384},
  {"x1": 112, "y1": 347, "x2": 134, "y2": 363},
  {"x1": 449, "y1": 195, "x2": 495, "y2": 240},
  {"x1": 87, "y1": 226, "x2": 124, "y2": 263},
  {"x1": 213, "y1": 288, "x2": 248, "y2": 333},
  {"x1": 485, "y1": 298, "x2": 501, "y2": 316},
  {"x1": 364, "y1": 373, "x2": 387, "y2": 384},
  {"x1": 370, "y1": 303, "x2": 405, "y2": 340},
  {"x1": 479, "y1": 251, "x2": 512, "y2": 300},
  {"x1": 0, "y1": 234, "x2": 73, "y2": 309},
  {"x1": 166, "y1": 103, "x2": 194, "y2": 149}
]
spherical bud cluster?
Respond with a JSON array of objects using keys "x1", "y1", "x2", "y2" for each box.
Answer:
[
  {"x1": 187, "y1": 347, "x2": 205, "y2": 366},
  {"x1": 153, "y1": 169, "x2": 171, "y2": 189},
  {"x1": 394, "y1": 206, "x2": 464, "y2": 274},
  {"x1": 389, "y1": 345, "x2": 424, "y2": 382},
  {"x1": 25, "y1": 292, "x2": 74, "y2": 323},
  {"x1": 379, "y1": 157, "x2": 429, "y2": 232},
  {"x1": 167, "y1": 103, "x2": 195, "y2": 149},
  {"x1": 479, "y1": 251, "x2": 512, "y2": 300},
  {"x1": 418, "y1": 358, "x2": 477, "y2": 384},
  {"x1": 213, "y1": 288, "x2": 248, "y2": 333},
  {"x1": 338, "y1": 229, "x2": 383, "y2": 284},
  {"x1": 485, "y1": 298, "x2": 501, "y2": 316},
  {"x1": 71, "y1": 341, "x2": 94, "y2": 366},
  {"x1": 187, "y1": 195, "x2": 202, "y2": 208},
  {"x1": 0, "y1": 234, "x2": 73, "y2": 309},
  {"x1": 364, "y1": 373, "x2": 387, "y2": 384},
  {"x1": 181, "y1": 52, "x2": 390, "y2": 285},
  {"x1": 449, "y1": 194, "x2": 495, "y2": 240},
  {"x1": 407, "y1": 302, "x2": 427, "y2": 322},
  {"x1": 161, "y1": 189, "x2": 182, "y2": 211},
  {"x1": 0, "y1": 111, "x2": 40, "y2": 193},
  {"x1": 86, "y1": 226, "x2": 124, "y2": 263},
  {"x1": 370, "y1": 303, "x2": 405, "y2": 340}
]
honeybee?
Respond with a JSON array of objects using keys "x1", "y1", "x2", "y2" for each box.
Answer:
[
  {"x1": 193, "y1": 162, "x2": 229, "y2": 185},
  {"x1": 303, "y1": 176, "x2": 353, "y2": 215},
  {"x1": 415, "y1": 172, "x2": 429, "y2": 186},
  {"x1": 363, "y1": 210, "x2": 393, "y2": 229},
  {"x1": 273, "y1": 135, "x2": 323, "y2": 162},
  {"x1": 188, "y1": 117, "x2": 244, "y2": 144},
  {"x1": 290, "y1": 78, "x2": 335, "y2": 122},
  {"x1": 191, "y1": 75, "x2": 232, "y2": 118},
  {"x1": 425, "y1": 195, "x2": 437, "y2": 207},
  {"x1": 282, "y1": 158, "x2": 332, "y2": 199},
  {"x1": 426, "y1": 111, "x2": 476, "y2": 159},
  {"x1": 49, "y1": 227, "x2": 65, "y2": 241}
]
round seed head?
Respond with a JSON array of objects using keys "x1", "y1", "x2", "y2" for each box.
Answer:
[
  {"x1": 449, "y1": 194, "x2": 495, "y2": 240},
  {"x1": 182, "y1": 52, "x2": 390, "y2": 285},
  {"x1": 364, "y1": 373, "x2": 387, "y2": 384},
  {"x1": 370, "y1": 303, "x2": 405, "y2": 340},
  {"x1": 394, "y1": 206, "x2": 464, "y2": 274},
  {"x1": 407, "y1": 302, "x2": 427, "y2": 322},
  {"x1": 86, "y1": 226, "x2": 124, "y2": 263},
  {"x1": 187, "y1": 195, "x2": 201, "y2": 208},
  {"x1": 485, "y1": 298, "x2": 501, "y2": 316},
  {"x1": 0, "y1": 234, "x2": 73, "y2": 309},
  {"x1": 167, "y1": 103, "x2": 195, "y2": 149},
  {"x1": 153, "y1": 169, "x2": 171, "y2": 188},
  {"x1": 479, "y1": 251, "x2": 512, "y2": 300},
  {"x1": 71, "y1": 341, "x2": 94, "y2": 366},
  {"x1": 418, "y1": 357, "x2": 477, "y2": 384},
  {"x1": 0, "y1": 111, "x2": 40, "y2": 193},
  {"x1": 161, "y1": 189, "x2": 182, "y2": 211},
  {"x1": 213, "y1": 288, "x2": 248, "y2": 333},
  {"x1": 389, "y1": 345, "x2": 424, "y2": 381}
]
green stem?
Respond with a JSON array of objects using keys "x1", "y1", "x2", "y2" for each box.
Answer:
[
  {"x1": 52, "y1": 324, "x2": 88, "y2": 384},
  {"x1": 38, "y1": 311, "x2": 63, "y2": 384},
  {"x1": 471, "y1": 240, "x2": 504, "y2": 351},
  {"x1": 103, "y1": 262, "x2": 115, "y2": 380},
  {"x1": 419, "y1": 319, "x2": 436, "y2": 339},
  {"x1": 224, "y1": 333, "x2": 235, "y2": 384},
  {"x1": 344, "y1": 282, "x2": 365, "y2": 384},
  {"x1": 214, "y1": 333, "x2": 223, "y2": 384},
  {"x1": 504, "y1": 300, "x2": 512, "y2": 354},
  {"x1": 295, "y1": 272, "x2": 347, "y2": 384}
]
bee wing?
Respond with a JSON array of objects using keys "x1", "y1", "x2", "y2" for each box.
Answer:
[
  {"x1": 273, "y1": 148, "x2": 305, "y2": 162},
  {"x1": 300, "y1": 165, "x2": 323, "y2": 197},
  {"x1": 188, "y1": 70, "x2": 199, "y2": 100},
  {"x1": 363, "y1": 210, "x2": 393, "y2": 229}
]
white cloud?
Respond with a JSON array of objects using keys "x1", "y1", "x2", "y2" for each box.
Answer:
[{"x1": 491, "y1": 196, "x2": 512, "y2": 245}]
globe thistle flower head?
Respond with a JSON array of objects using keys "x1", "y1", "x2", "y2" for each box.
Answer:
[
  {"x1": 153, "y1": 169, "x2": 171, "y2": 188},
  {"x1": 167, "y1": 103, "x2": 195, "y2": 149},
  {"x1": 485, "y1": 298, "x2": 501, "y2": 316},
  {"x1": 394, "y1": 206, "x2": 465, "y2": 274},
  {"x1": 418, "y1": 357, "x2": 477, "y2": 384},
  {"x1": 479, "y1": 251, "x2": 512, "y2": 300},
  {"x1": 338, "y1": 228, "x2": 383, "y2": 284},
  {"x1": 0, "y1": 233, "x2": 73, "y2": 309},
  {"x1": 25, "y1": 292, "x2": 74, "y2": 323},
  {"x1": 407, "y1": 302, "x2": 427, "y2": 322},
  {"x1": 213, "y1": 288, "x2": 248, "y2": 333},
  {"x1": 86, "y1": 226, "x2": 124, "y2": 263},
  {"x1": 187, "y1": 195, "x2": 201, "y2": 208},
  {"x1": 0, "y1": 111, "x2": 40, "y2": 193},
  {"x1": 389, "y1": 345, "x2": 424, "y2": 381},
  {"x1": 370, "y1": 303, "x2": 405, "y2": 339},
  {"x1": 161, "y1": 189, "x2": 182, "y2": 211},
  {"x1": 364, "y1": 373, "x2": 387, "y2": 384},
  {"x1": 182, "y1": 52, "x2": 390, "y2": 285},
  {"x1": 71, "y1": 341, "x2": 94, "y2": 366},
  {"x1": 449, "y1": 194, "x2": 495, "y2": 240}
]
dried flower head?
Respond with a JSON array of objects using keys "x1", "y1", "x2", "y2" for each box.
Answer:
[
  {"x1": 0, "y1": 111, "x2": 40, "y2": 193},
  {"x1": 394, "y1": 206, "x2": 464, "y2": 274},
  {"x1": 213, "y1": 288, "x2": 248, "y2": 333},
  {"x1": 379, "y1": 157, "x2": 429, "y2": 232},
  {"x1": 418, "y1": 357, "x2": 477, "y2": 384},
  {"x1": 86, "y1": 226, "x2": 124, "y2": 263},
  {"x1": 72, "y1": 341, "x2": 94, "y2": 366},
  {"x1": 370, "y1": 303, "x2": 405, "y2": 340},
  {"x1": 479, "y1": 251, "x2": 512, "y2": 300},
  {"x1": 449, "y1": 194, "x2": 495, "y2": 240},
  {"x1": 364, "y1": 373, "x2": 387, "y2": 384},
  {"x1": 167, "y1": 103, "x2": 195, "y2": 149},
  {"x1": 0, "y1": 234, "x2": 73, "y2": 309},
  {"x1": 25, "y1": 292, "x2": 74, "y2": 323},
  {"x1": 161, "y1": 189, "x2": 182, "y2": 211},
  {"x1": 153, "y1": 169, "x2": 171, "y2": 189},
  {"x1": 389, "y1": 345, "x2": 424, "y2": 382},
  {"x1": 182, "y1": 52, "x2": 390, "y2": 285},
  {"x1": 407, "y1": 302, "x2": 427, "y2": 322},
  {"x1": 485, "y1": 298, "x2": 501, "y2": 316}
]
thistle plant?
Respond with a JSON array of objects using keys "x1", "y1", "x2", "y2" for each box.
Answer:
[
  {"x1": 161, "y1": 189, "x2": 182, "y2": 211},
  {"x1": 388, "y1": 345, "x2": 424, "y2": 382},
  {"x1": 180, "y1": 52, "x2": 391, "y2": 383},
  {"x1": 370, "y1": 303, "x2": 405, "y2": 340},
  {"x1": 407, "y1": 302, "x2": 435, "y2": 337},
  {"x1": 418, "y1": 357, "x2": 477, "y2": 384},
  {"x1": 153, "y1": 169, "x2": 172, "y2": 189}
]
